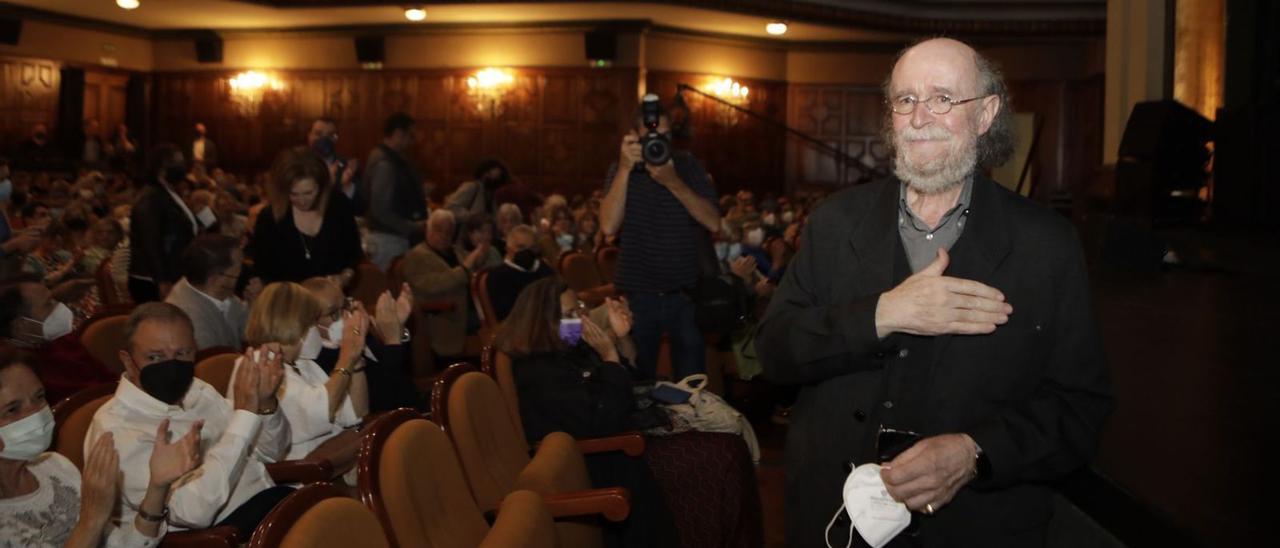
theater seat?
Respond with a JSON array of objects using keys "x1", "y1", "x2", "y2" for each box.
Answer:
[
  {"x1": 51, "y1": 382, "x2": 117, "y2": 470},
  {"x1": 195, "y1": 353, "x2": 238, "y2": 397},
  {"x1": 357, "y1": 409, "x2": 563, "y2": 548},
  {"x1": 80, "y1": 314, "x2": 129, "y2": 374},
  {"x1": 248, "y1": 482, "x2": 389, "y2": 548},
  {"x1": 433, "y1": 364, "x2": 631, "y2": 548},
  {"x1": 595, "y1": 246, "x2": 619, "y2": 284},
  {"x1": 559, "y1": 251, "x2": 604, "y2": 292},
  {"x1": 350, "y1": 259, "x2": 391, "y2": 310}
]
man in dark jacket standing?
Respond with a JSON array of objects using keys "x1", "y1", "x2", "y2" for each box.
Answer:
[
  {"x1": 757, "y1": 37, "x2": 1113, "y2": 547},
  {"x1": 364, "y1": 112, "x2": 427, "y2": 271}
]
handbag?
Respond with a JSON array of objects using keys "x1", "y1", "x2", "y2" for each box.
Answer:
[{"x1": 647, "y1": 374, "x2": 761, "y2": 463}]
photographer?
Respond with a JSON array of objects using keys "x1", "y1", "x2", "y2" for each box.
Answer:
[
  {"x1": 307, "y1": 117, "x2": 363, "y2": 214},
  {"x1": 600, "y1": 95, "x2": 719, "y2": 381}
]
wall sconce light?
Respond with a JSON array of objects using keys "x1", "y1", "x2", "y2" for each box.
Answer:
[
  {"x1": 117, "y1": 0, "x2": 140, "y2": 10},
  {"x1": 706, "y1": 77, "x2": 750, "y2": 103},
  {"x1": 228, "y1": 70, "x2": 286, "y2": 115},
  {"x1": 404, "y1": 6, "x2": 427, "y2": 22},
  {"x1": 766, "y1": 21, "x2": 789, "y2": 36},
  {"x1": 466, "y1": 67, "x2": 516, "y2": 118},
  {"x1": 703, "y1": 76, "x2": 751, "y2": 126}
]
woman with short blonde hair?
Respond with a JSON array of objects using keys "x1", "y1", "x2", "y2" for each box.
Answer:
[{"x1": 234, "y1": 281, "x2": 370, "y2": 477}]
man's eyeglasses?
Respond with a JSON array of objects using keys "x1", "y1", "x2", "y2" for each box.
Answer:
[{"x1": 887, "y1": 94, "x2": 990, "y2": 116}]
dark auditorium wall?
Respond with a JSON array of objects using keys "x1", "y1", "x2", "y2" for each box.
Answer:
[{"x1": 150, "y1": 67, "x2": 640, "y2": 199}]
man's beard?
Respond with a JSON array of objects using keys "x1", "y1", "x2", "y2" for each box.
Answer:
[{"x1": 889, "y1": 124, "x2": 978, "y2": 195}]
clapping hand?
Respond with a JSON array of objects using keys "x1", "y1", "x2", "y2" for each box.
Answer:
[
  {"x1": 79, "y1": 433, "x2": 120, "y2": 528},
  {"x1": 339, "y1": 306, "x2": 371, "y2": 367},
  {"x1": 373, "y1": 283, "x2": 413, "y2": 345},
  {"x1": 730, "y1": 256, "x2": 757, "y2": 282},
  {"x1": 149, "y1": 418, "x2": 202, "y2": 488},
  {"x1": 582, "y1": 317, "x2": 620, "y2": 363},
  {"x1": 255, "y1": 343, "x2": 284, "y2": 406},
  {"x1": 604, "y1": 297, "x2": 633, "y2": 338}
]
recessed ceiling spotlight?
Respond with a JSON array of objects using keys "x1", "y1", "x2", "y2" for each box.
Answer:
[
  {"x1": 117, "y1": 0, "x2": 140, "y2": 10},
  {"x1": 766, "y1": 21, "x2": 788, "y2": 36},
  {"x1": 404, "y1": 7, "x2": 427, "y2": 22}
]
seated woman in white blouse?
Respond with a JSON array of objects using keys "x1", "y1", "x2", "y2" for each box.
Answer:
[
  {"x1": 0, "y1": 348, "x2": 200, "y2": 548},
  {"x1": 232, "y1": 282, "x2": 369, "y2": 477}
]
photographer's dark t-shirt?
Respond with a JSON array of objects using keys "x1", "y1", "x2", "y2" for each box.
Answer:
[{"x1": 604, "y1": 152, "x2": 717, "y2": 294}]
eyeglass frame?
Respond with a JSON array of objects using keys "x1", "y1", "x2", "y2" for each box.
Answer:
[{"x1": 886, "y1": 93, "x2": 993, "y2": 116}]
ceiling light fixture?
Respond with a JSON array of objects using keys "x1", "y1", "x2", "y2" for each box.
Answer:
[
  {"x1": 117, "y1": 0, "x2": 140, "y2": 10},
  {"x1": 404, "y1": 7, "x2": 427, "y2": 22},
  {"x1": 766, "y1": 21, "x2": 789, "y2": 36}
]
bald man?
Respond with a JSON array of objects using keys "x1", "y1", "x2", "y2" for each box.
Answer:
[{"x1": 757, "y1": 38, "x2": 1112, "y2": 546}]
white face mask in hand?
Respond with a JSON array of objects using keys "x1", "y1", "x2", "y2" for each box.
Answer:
[{"x1": 825, "y1": 463, "x2": 911, "y2": 548}]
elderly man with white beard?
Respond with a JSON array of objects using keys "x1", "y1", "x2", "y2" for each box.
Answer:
[{"x1": 756, "y1": 37, "x2": 1113, "y2": 547}]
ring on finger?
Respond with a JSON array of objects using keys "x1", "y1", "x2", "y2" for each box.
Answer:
[{"x1": 923, "y1": 503, "x2": 936, "y2": 515}]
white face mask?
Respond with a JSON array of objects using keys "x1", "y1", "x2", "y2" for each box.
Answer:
[
  {"x1": 196, "y1": 206, "x2": 218, "y2": 228},
  {"x1": 324, "y1": 318, "x2": 345, "y2": 348},
  {"x1": 782, "y1": 211, "x2": 796, "y2": 224},
  {"x1": 824, "y1": 463, "x2": 911, "y2": 548},
  {"x1": 298, "y1": 326, "x2": 324, "y2": 362},
  {"x1": 0, "y1": 406, "x2": 55, "y2": 461},
  {"x1": 763, "y1": 213, "x2": 778, "y2": 226},
  {"x1": 40, "y1": 302, "x2": 74, "y2": 341},
  {"x1": 744, "y1": 228, "x2": 766, "y2": 247}
]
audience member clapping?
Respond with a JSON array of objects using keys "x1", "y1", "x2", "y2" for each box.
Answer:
[
  {"x1": 87, "y1": 303, "x2": 293, "y2": 536},
  {"x1": 0, "y1": 347, "x2": 200, "y2": 548}
]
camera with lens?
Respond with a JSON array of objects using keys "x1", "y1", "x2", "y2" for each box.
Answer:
[{"x1": 639, "y1": 93, "x2": 671, "y2": 166}]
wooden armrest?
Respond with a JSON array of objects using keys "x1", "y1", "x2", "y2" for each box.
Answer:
[
  {"x1": 419, "y1": 300, "x2": 457, "y2": 314},
  {"x1": 577, "y1": 432, "x2": 645, "y2": 457},
  {"x1": 265, "y1": 458, "x2": 334, "y2": 484},
  {"x1": 530, "y1": 487, "x2": 631, "y2": 522},
  {"x1": 158, "y1": 525, "x2": 239, "y2": 548}
]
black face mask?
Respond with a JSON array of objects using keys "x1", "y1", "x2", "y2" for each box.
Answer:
[
  {"x1": 512, "y1": 248, "x2": 538, "y2": 270},
  {"x1": 34, "y1": 131, "x2": 47, "y2": 141},
  {"x1": 163, "y1": 165, "x2": 187, "y2": 185},
  {"x1": 313, "y1": 135, "x2": 336, "y2": 159},
  {"x1": 138, "y1": 359, "x2": 195, "y2": 405}
]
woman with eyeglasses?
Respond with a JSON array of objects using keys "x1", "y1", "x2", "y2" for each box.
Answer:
[{"x1": 233, "y1": 282, "x2": 370, "y2": 481}]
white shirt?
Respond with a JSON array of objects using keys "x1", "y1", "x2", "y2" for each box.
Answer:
[
  {"x1": 85, "y1": 377, "x2": 289, "y2": 530},
  {"x1": 227, "y1": 357, "x2": 360, "y2": 460},
  {"x1": 190, "y1": 283, "x2": 232, "y2": 315},
  {"x1": 0, "y1": 452, "x2": 163, "y2": 548},
  {"x1": 192, "y1": 139, "x2": 206, "y2": 162}
]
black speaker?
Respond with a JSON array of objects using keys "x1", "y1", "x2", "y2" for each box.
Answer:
[
  {"x1": 0, "y1": 17, "x2": 22, "y2": 45},
  {"x1": 355, "y1": 36, "x2": 385, "y2": 64},
  {"x1": 194, "y1": 31, "x2": 223, "y2": 64},
  {"x1": 584, "y1": 30, "x2": 617, "y2": 61}
]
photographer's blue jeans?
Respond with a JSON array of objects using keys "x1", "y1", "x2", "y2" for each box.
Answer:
[{"x1": 628, "y1": 291, "x2": 705, "y2": 380}]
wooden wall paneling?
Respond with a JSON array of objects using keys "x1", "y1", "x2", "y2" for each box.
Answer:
[
  {"x1": 786, "y1": 84, "x2": 887, "y2": 190},
  {"x1": 0, "y1": 56, "x2": 59, "y2": 154},
  {"x1": 145, "y1": 67, "x2": 637, "y2": 201}
]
